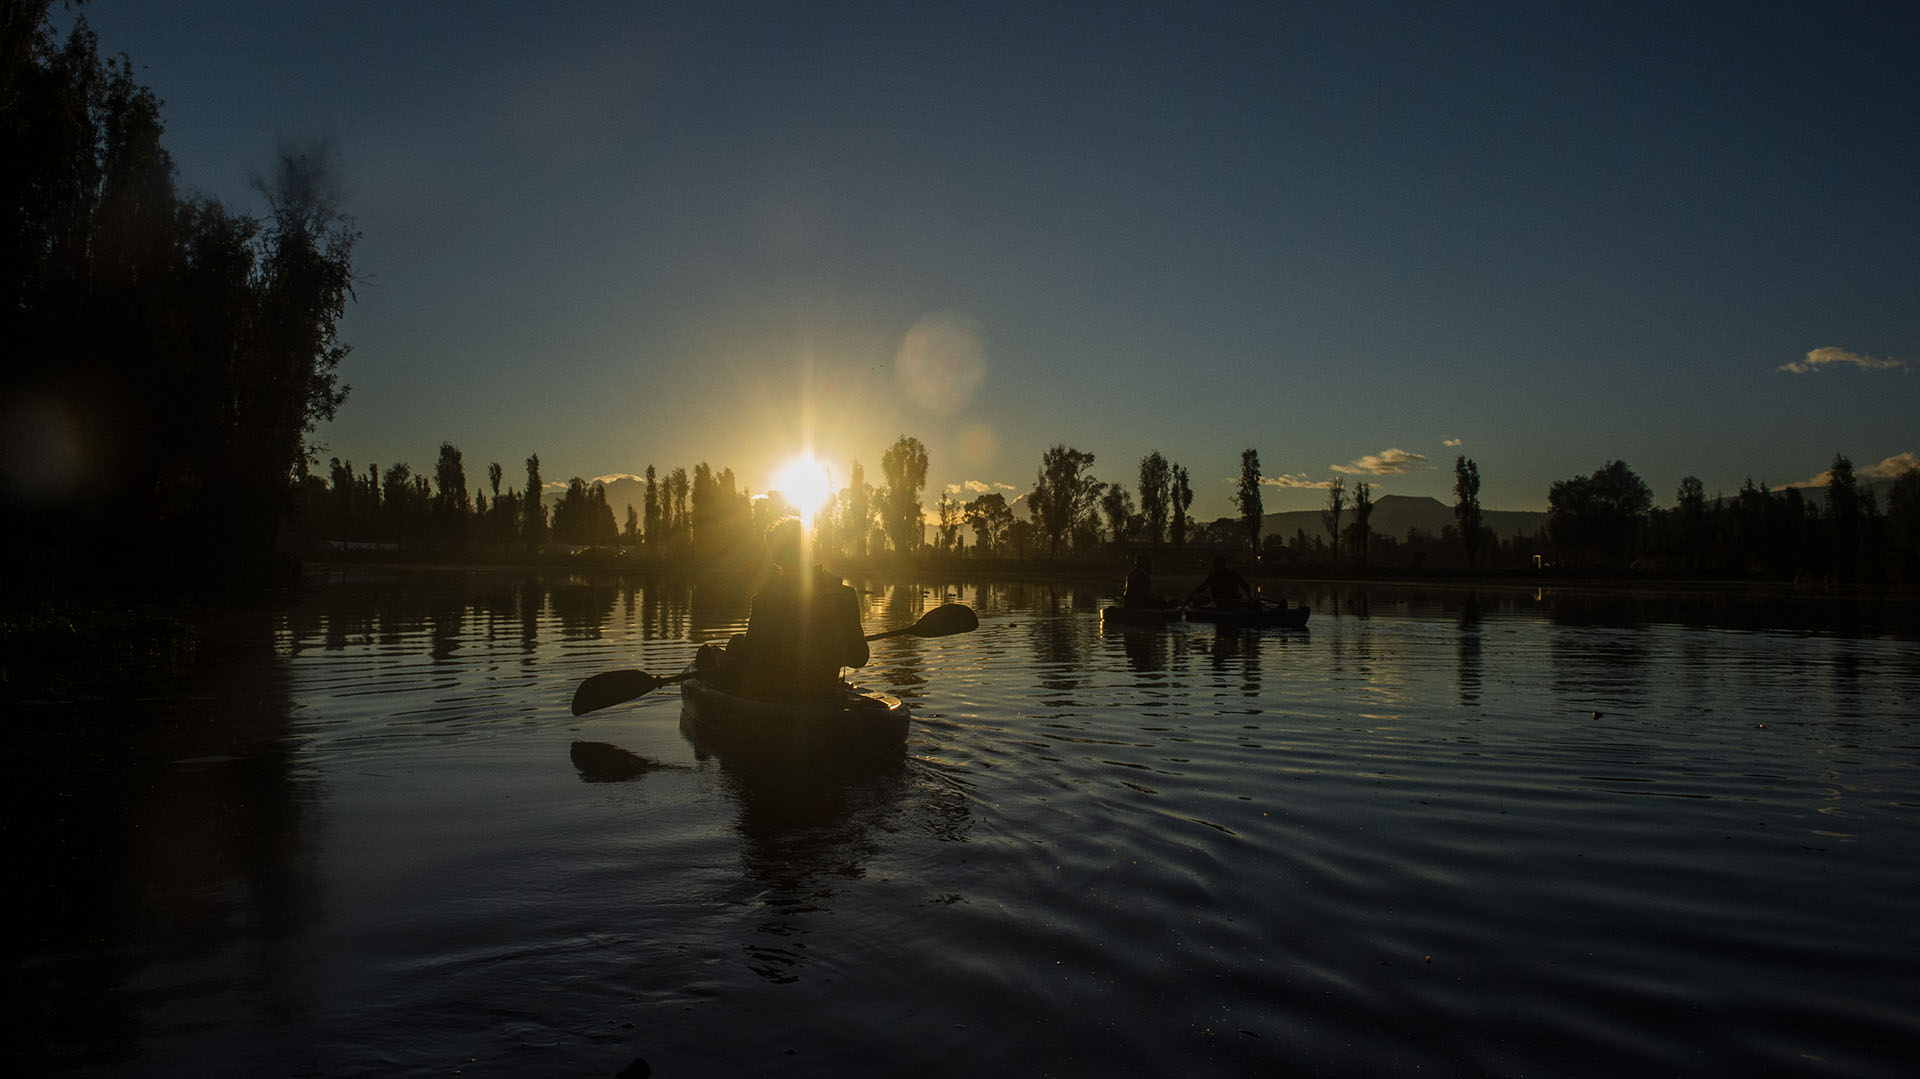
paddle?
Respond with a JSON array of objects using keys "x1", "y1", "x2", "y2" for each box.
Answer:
[
  {"x1": 568, "y1": 603, "x2": 980, "y2": 716},
  {"x1": 863, "y1": 601, "x2": 979, "y2": 641}
]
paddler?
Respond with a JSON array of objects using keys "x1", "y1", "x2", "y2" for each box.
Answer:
[{"x1": 724, "y1": 519, "x2": 870, "y2": 700}]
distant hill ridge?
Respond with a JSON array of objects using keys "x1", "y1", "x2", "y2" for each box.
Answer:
[{"x1": 1261, "y1": 495, "x2": 1545, "y2": 543}]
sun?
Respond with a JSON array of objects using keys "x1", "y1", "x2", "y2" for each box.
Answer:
[{"x1": 772, "y1": 454, "x2": 834, "y2": 520}]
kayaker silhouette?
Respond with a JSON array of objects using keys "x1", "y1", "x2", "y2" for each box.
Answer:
[
  {"x1": 1188, "y1": 554, "x2": 1257, "y2": 609},
  {"x1": 719, "y1": 519, "x2": 870, "y2": 701},
  {"x1": 1121, "y1": 554, "x2": 1160, "y2": 609}
]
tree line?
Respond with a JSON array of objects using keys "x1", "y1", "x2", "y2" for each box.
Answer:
[
  {"x1": 1546, "y1": 455, "x2": 1920, "y2": 590},
  {"x1": 288, "y1": 431, "x2": 1920, "y2": 592}
]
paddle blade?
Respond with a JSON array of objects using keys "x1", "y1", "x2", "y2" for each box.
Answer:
[
  {"x1": 909, "y1": 602, "x2": 978, "y2": 638},
  {"x1": 570, "y1": 669, "x2": 664, "y2": 715}
]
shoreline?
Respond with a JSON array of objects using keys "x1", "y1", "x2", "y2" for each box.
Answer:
[{"x1": 295, "y1": 552, "x2": 1918, "y2": 604}]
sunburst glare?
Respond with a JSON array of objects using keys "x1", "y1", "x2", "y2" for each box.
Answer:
[{"x1": 772, "y1": 454, "x2": 834, "y2": 521}]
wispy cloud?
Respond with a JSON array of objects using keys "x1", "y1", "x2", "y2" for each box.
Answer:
[
  {"x1": 1332, "y1": 448, "x2": 1429, "y2": 475},
  {"x1": 1785, "y1": 451, "x2": 1920, "y2": 489},
  {"x1": 1779, "y1": 347, "x2": 1909, "y2": 374},
  {"x1": 592, "y1": 473, "x2": 646, "y2": 485},
  {"x1": 1260, "y1": 473, "x2": 1330, "y2": 490},
  {"x1": 946, "y1": 479, "x2": 1015, "y2": 495},
  {"x1": 1443, "y1": 438, "x2": 1462, "y2": 448}
]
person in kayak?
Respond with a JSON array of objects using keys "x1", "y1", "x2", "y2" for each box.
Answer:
[
  {"x1": 1188, "y1": 554, "x2": 1259, "y2": 609},
  {"x1": 726, "y1": 519, "x2": 870, "y2": 700},
  {"x1": 1121, "y1": 554, "x2": 1162, "y2": 608}
]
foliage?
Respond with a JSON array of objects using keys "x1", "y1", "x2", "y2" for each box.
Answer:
[
  {"x1": 848, "y1": 461, "x2": 871, "y2": 557},
  {"x1": 1138, "y1": 451, "x2": 1171, "y2": 546},
  {"x1": 879, "y1": 435, "x2": 929, "y2": 554},
  {"x1": 287, "y1": 433, "x2": 1920, "y2": 592},
  {"x1": 551, "y1": 478, "x2": 618, "y2": 546},
  {"x1": 1235, "y1": 448, "x2": 1262, "y2": 554},
  {"x1": 1826, "y1": 454, "x2": 1860, "y2": 581},
  {"x1": 643, "y1": 465, "x2": 660, "y2": 545},
  {"x1": 1547, "y1": 460, "x2": 1652, "y2": 568},
  {"x1": 1349, "y1": 481, "x2": 1373, "y2": 567},
  {"x1": 1170, "y1": 465, "x2": 1193, "y2": 546},
  {"x1": 522, "y1": 455, "x2": 546, "y2": 545},
  {"x1": 1322, "y1": 476, "x2": 1346, "y2": 563},
  {"x1": 690, "y1": 462, "x2": 752, "y2": 563},
  {"x1": 965, "y1": 492, "x2": 1014, "y2": 555},
  {"x1": 1099, "y1": 483, "x2": 1135, "y2": 544},
  {"x1": 1454, "y1": 457, "x2": 1483, "y2": 569},
  {"x1": 1, "y1": 8, "x2": 359, "y2": 587},
  {"x1": 936, "y1": 491, "x2": 962, "y2": 552},
  {"x1": 1031, "y1": 445, "x2": 1099, "y2": 557}
]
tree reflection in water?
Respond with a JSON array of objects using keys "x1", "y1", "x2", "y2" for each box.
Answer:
[{"x1": 5, "y1": 611, "x2": 316, "y2": 1074}]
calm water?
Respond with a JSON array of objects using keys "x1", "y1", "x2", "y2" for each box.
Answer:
[{"x1": 8, "y1": 571, "x2": 1919, "y2": 1077}]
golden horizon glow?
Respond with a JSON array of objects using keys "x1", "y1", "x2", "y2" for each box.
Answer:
[{"x1": 772, "y1": 453, "x2": 834, "y2": 521}]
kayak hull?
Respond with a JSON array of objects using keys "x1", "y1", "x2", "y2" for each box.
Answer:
[
  {"x1": 1101, "y1": 604, "x2": 1184, "y2": 626},
  {"x1": 679, "y1": 669, "x2": 911, "y2": 755},
  {"x1": 1182, "y1": 603, "x2": 1311, "y2": 629}
]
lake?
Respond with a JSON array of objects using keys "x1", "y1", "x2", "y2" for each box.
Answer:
[{"x1": 8, "y1": 570, "x2": 1918, "y2": 1077}]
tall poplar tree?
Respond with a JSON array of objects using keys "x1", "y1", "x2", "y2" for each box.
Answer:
[
  {"x1": 1138, "y1": 451, "x2": 1171, "y2": 547},
  {"x1": 1235, "y1": 448, "x2": 1263, "y2": 554},
  {"x1": 1454, "y1": 456, "x2": 1483, "y2": 569},
  {"x1": 880, "y1": 435, "x2": 930, "y2": 554}
]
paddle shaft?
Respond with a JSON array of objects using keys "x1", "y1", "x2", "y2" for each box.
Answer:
[{"x1": 570, "y1": 603, "x2": 976, "y2": 714}]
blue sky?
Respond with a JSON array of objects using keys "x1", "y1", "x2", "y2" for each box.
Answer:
[{"x1": 70, "y1": 1, "x2": 1919, "y2": 517}]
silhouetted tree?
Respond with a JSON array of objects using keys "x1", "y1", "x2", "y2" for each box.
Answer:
[
  {"x1": 1826, "y1": 453, "x2": 1860, "y2": 581},
  {"x1": 643, "y1": 465, "x2": 659, "y2": 546},
  {"x1": 523, "y1": 454, "x2": 546, "y2": 546},
  {"x1": 1673, "y1": 475, "x2": 1707, "y2": 571},
  {"x1": 1138, "y1": 451, "x2": 1171, "y2": 547},
  {"x1": 381, "y1": 462, "x2": 430, "y2": 547},
  {"x1": 1, "y1": 7, "x2": 359, "y2": 585},
  {"x1": 1032, "y1": 444, "x2": 1098, "y2": 557},
  {"x1": 1548, "y1": 460, "x2": 1652, "y2": 568},
  {"x1": 1235, "y1": 448, "x2": 1263, "y2": 554},
  {"x1": 1454, "y1": 457, "x2": 1483, "y2": 569},
  {"x1": 1007, "y1": 517, "x2": 1034, "y2": 560},
  {"x1": 1350, "y1": 481, "x2": 1373, "y2": 567},
  {"x1": 1100, "y1": 482, "x2": 1135, "y2": 545},
  {"x1": 880, "y1": 435, "x2": 929, "y2": 554},
  {"x1": 691, "y1": 463, "x2": 718, "y2": 550},
  {"x1": 965, "y1": 492, "x2": 1013, "y2": 555},
  {"x1": 848, "y1": 460, "x2": 870, "y2": 557},
  {"x1": 936, "y1": 491, "x2": 962, "y2": 552},
  {"x1": 689, "y1": 462, "x2": 750, "y2": 562},
  {"x1": 434, "y1": 443, "x2": 469, "y2": 512},
  {"x1": 428, "y1": 442, "x2": 470, "y2": 551},
  {"x1": 1322, "y1": 476, "x2": 1346, "y2": 564},
  {"x1": 666, "y1": 467, "x2": 690, "y2": 547},
  {"x1": 1885, "y1": 466, "x2": 1920, "y2": 591},
  {"x1": 1170, "y1": 464, "x2": 1193, "y2": 546},
  {"x1": 551, "y1": 478, "x2": 617, "y2": 546}
]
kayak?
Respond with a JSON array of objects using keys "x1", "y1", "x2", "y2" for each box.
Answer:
[
  {"x1": 1100, "y1": 604, "x2": 1183, "y2": 626},
  {"x1": 1182, "y1": 602, "x2": 1311, "y2": 630},
  {"x1": 678, "y1": 667, "x2": 911, "y2": 754}
]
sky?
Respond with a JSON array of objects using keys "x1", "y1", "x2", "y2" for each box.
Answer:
[{"x1": 65, "y1": 0, "x2": 1920, "y2": 519}]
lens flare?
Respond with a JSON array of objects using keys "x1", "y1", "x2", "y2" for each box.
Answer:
[{"x1": 895, "y1": 311, "x2": 986, "y2": 414}]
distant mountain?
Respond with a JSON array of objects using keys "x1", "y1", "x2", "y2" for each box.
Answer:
[{"x1": 1262, "y1": 495, "x2": 1546, "y2": 544}]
